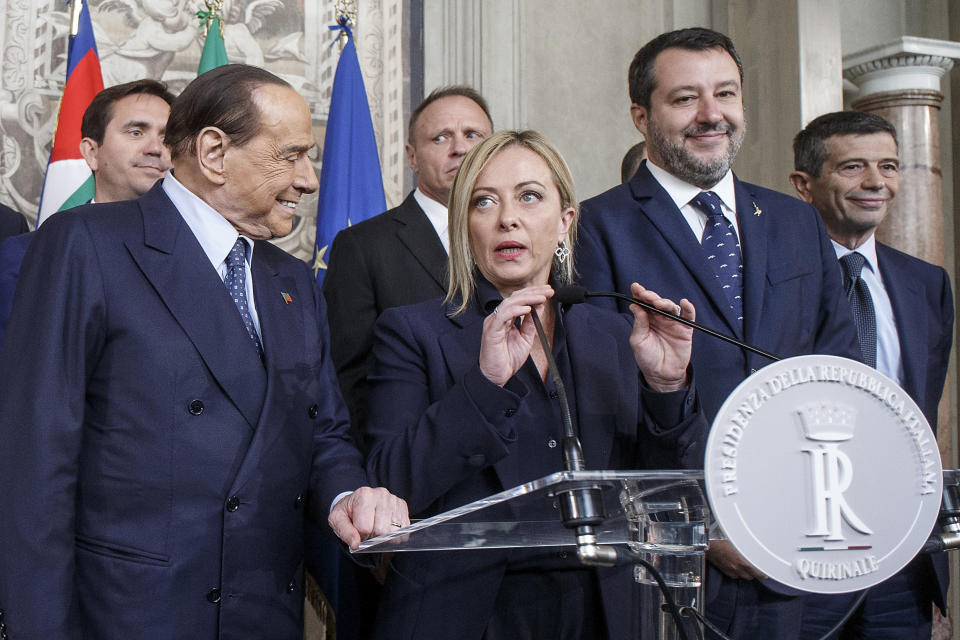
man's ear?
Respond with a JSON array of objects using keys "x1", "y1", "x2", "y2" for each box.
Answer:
[
  {"x1": 405, "y1": 142, "x2": 418, "y2": 174},
  {"x1": 789, "y1": 171, "x2": 815, "y2": 203},
  {"x1": 79, "y1": 138, "x2": 99, "y2": 171},
  {"x1": 196, "y1": 127, "x2": 229, "y2": 186},
  {"x1": 629, "y1": 104, "x2": 648, "y2": 136}
]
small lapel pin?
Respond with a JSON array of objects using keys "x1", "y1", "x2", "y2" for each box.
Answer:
[
  {"x1": 281, "y1": 291, "x2": 293, "y2": 304},
  {"x1": 753, "y1": 202, "x2": 762, "y2": 216}
]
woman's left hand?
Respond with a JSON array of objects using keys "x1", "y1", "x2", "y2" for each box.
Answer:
[{"x1": 628, "y1": 282, "x2": 695, "y2": 393}]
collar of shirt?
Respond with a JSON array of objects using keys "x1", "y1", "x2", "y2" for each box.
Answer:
[
  {"x1": 830, "y1": 233, "x2": 902, "y2": 383},
  {"x1": 162, "y1": 171, "x2": 254, "y2": 273},
  {"x1": 162, "y1": 172, "x2": 262, "y2": 338},
  {"x1": 413, "y1": 187, "x2": 450, "y2": 254},
  {"x1": 831, "y1": 234, "x2": 880, "y2": 279},
  {"x1": 645, "y1": 160, "x2": 739, "y2": 241}
]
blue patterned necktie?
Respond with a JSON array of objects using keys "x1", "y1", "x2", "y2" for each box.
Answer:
[
  {"x1": 693, "y1": 191, "x2": 743, "y2": 322},
  {"x1": 224, "y1": 238, "x2": 264, "y2": 358},
  {"x1": 839, "y1": 252, "x2": 877, "y2": 368}
]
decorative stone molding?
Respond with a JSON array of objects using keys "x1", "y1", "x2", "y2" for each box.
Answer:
[{"x1": 844, "y1": 36, "x2": 960, "y2": 96}]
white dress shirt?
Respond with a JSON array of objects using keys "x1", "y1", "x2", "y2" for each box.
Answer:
[
  {"x1": 646, "y1": 160, "x2": 740, "y2": 243},
  {"x1": 832, "y1": 235, "x2": 903, "y2": 385},
  {"x1": 413, "y1": 187, "x2": 450, "y2": 254}
]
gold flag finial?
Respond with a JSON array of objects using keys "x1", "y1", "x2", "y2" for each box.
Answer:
[
  {"x1": 335, "y1": 0, "x2": 358, "y2": 52},
  {"x1": 198, "y1": 0, "x2": 225, "y2": 39}
]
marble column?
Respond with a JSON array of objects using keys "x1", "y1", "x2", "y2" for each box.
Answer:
[
  {"x1": 845, "y1": 38, "x2": 960, "y2": 552},
  {"x1": 843, "y1": 36, "x2": 960, "y2": 265}
]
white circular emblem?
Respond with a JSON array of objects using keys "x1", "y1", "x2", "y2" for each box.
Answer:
[{"x1": 704, "y1": 355, "x2": 942, "y2": 594}]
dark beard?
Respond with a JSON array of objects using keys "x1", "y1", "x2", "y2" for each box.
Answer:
[{"x1": 646, "y1": 120, "x2": 744, "y2": 189}]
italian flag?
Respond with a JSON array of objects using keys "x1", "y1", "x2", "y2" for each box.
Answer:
[{"x1": 37, "y1": 0, "x2": 103, "y2": 226}]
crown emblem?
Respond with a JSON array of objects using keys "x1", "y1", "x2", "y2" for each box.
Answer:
[{"x1": 796, "y1": 402, "x2": 856, "y2": 442}]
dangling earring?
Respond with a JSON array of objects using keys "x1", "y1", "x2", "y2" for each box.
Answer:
[{"x1": 555, "y1": 243, "x2": 570, "y2": 263}]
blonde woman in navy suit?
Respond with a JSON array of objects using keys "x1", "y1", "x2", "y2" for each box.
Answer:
[{"x1": 365, "y1": 130, "x2": 707, "y2": 640}]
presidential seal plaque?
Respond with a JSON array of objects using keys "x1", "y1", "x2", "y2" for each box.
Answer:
[{"x1": 704, "y1": 354, "x2": 942, "y2": 594}]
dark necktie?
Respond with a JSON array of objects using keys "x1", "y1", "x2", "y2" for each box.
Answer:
[
  {"x1": 693, "y1": 191, "x2": 743, "y2": 322},
  {"x1": 225, "y1": 238, "x2": 264, "y2": 358},
  {"x1": 839, "y1": 252, "x2": 876, "y2": 368}
]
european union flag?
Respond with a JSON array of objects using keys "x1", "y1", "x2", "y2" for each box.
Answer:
[{"x1": 313, "y1": 19, "x2": 386, "y2": 285}]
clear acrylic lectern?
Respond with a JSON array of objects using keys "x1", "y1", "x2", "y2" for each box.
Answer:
[{"x1": 354, "y1": 470, "x2": 708, "y2": 640}]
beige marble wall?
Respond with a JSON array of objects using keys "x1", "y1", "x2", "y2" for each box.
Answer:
[{"x1": 423, "y1": 0, "x2": 712, "y2": 200}]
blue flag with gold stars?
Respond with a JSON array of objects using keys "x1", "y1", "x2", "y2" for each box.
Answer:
[{"x1": 313, "y1": 19, "x2": 386, "y2": 284}]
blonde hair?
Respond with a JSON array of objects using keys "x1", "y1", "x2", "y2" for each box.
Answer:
[{"x1": 444, "y1": 130, "x2": 579, "y2": 315}]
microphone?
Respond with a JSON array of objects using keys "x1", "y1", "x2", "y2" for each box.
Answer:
[
  {"x1": 555, "y1": 285, "x2": 781, "y2": 362},
  {"x1": 526, "y1": 307, "x2": 608, "y2": 562}
]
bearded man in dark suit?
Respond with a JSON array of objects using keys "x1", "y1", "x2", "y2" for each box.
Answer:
[{"x1": 576, "y1": 28, "x2": 861, "y2": 639}]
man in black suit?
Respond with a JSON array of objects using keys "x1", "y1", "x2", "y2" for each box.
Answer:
[
  {"x1": 791, "y1": 111, "x2": 952, "y2": 640},
  {"x1": 323, "y1": 86, "x2": 493, "y2": 448}
]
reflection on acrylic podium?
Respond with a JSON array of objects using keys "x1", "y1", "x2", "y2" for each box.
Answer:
[{"x1": 355, "y1": 470, "x2": 708, "y2": 640}]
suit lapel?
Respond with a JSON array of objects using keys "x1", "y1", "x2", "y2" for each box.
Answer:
[
  {"x1": 393, "y1": 193, "x2": 448, "y2": 290},
  {"x1": 126, "y1": 184, "x2": 265, "y2": 430},
  {"x1": 735, "y1": 177, "x2": 769, "y2": 345},
  {"x1": 229, "y1": 247, "x2": 306, "y2": 490},
  {"x1": 877, "y1": 244, "x2": 927, "y2": 401},
  {"x1": 437, "y1": 307, "x2": 521, "y2": 490},
  {"x1": 631, "y1": 167, "x2": 743, "y2": 336}
]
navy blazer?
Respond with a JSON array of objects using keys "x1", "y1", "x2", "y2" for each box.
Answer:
[
  {"x1": 577, "y1": 165, "x2": 862, "y2": 602},
  {"x1": 364, "y1": 290, "x2": 706, "y2": 639},
  {"x1": 323, "y1": 191, "x2": 448, "y2": 446},
  {"x1": 577, "y1": 164, "x2": 862, "y2": 423},
  {"x1": 0, "y1": 230, "x2": 29, "y2": 346},
  {"x1": 877, "y1": 241, "x2": 954, "y2": 612},
  {"x1": 0, "y1": 183, "x2": 367, "y2": 639}
]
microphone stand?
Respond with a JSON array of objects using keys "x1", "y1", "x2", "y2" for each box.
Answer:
[
  {"x1": 559, "y1": 287, "x2": 782, "y2": 363},
  {"x1": 527, "y1": 305, "x2": 692, "y2": 640}
]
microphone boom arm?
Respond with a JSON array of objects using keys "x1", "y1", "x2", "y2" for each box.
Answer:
[{"x1": 578, "y1": 289, "x2": 782, "y2": 363}]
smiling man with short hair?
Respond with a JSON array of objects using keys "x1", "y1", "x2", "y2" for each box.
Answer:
[
  {"x1": 0, "y1": 64, "x2": 407, "y2": 639},
  {"x1": 791, "y1": 110, "x2": 952, "y2": 640},
  {"x1": 576, "y1": 27, "x2": 861, "y2": 639}
]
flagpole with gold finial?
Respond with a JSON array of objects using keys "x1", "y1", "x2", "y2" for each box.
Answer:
[
  {"x1": 69, "y1": 0, "x2": 83, "y2": 37},
  {"x1": 335, "y1": 0, "x2": 358, "y2": 53},
  {"x1": 198, "y1": 0, "x2": 225, "y2": 39}
]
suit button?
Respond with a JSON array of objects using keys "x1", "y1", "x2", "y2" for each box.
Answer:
[
  {"x1": 294, "y1": 493, "x2": 305, "y2": 510},
  {"x1": 206, "y1": 588, "x2": 221, "y2": 603},
  {"x1": 226, "y1": 496, "x2": 240, "y2": 512},
  {"x1": 188, "y1": 400, "x2": 204, "y2": 416},
  {"x1": 549, "y1": 390, "x2": 559, "y2": 399},
  {"x1": 504, "y1": 408, "x2": 516, "y2": 417},
  {"x1": 547, "y1": 439, "x2": 557, "y2": 448},
  {"x1": 466, "y1": 454, "x2": 486, "y2": 468},
  {"x1": 308, "y1": 404, "x2": 319, "y2": 419},
  {"x1": 287, "y1": 580, "x2": 296, "y2": 593}
]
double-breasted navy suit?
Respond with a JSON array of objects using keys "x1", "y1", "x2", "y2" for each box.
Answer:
[
  {"x1": 363, "y1": 282, "x2": 706, "y2": 639},
  {"x1": 0, "y1": 183, "x2": 367, "y2": 639},
  {"x1": 576, "y1": 165, "x2": 862, "y2": 633}
]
